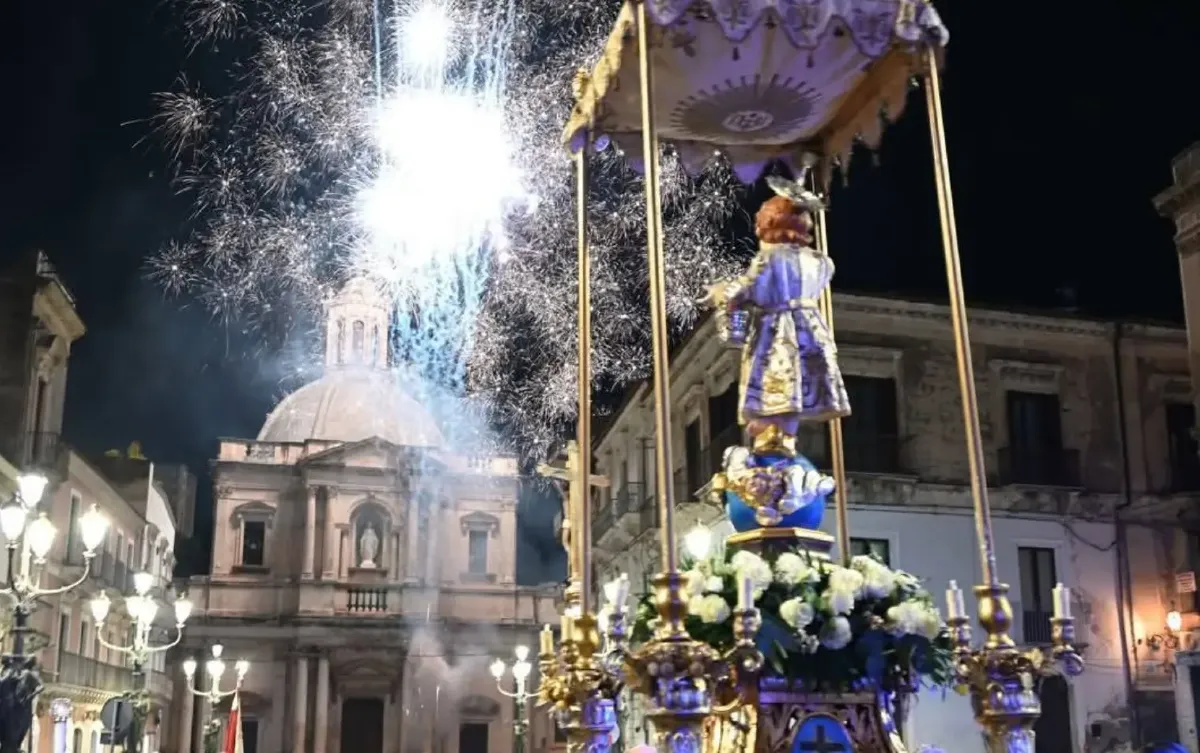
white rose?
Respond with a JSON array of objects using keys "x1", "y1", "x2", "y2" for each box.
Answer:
[
  {"x1": 731, "y1": 551, "x2": 773, "y2": 597},
  {"x1": 774, "y1": 553, "x2": 809, "y2": 586},
  {"x1": 886, "y1": 601, "x2": 924, "y2": 635},
  {"x1": 696, "y1": 594, "x2": 731, "y2": 624},
  {"x1": 917, "y1": 606, "x2": 943, "y2": 640},
  {"x1": 827, "y1": 567, "x2": 864, "y2": 597},
  {"x1": 862, "y1": 566, "x2": 896, "y2": 599},
  {"x1": 684, "y1": 569, "x2": 706, "y2": 598},
  {"x1": 704, "y1": 576, "x2": 725, "y2": 594},
  {"x1": 825, "y1": 588, "x2": 856, "y2": 616},
  {"x1": 820, "y1": 615, "x2": 853, "y2": 650},
  {"x1": 779, "y1": 598, "x2": 815, "y2": 630}
]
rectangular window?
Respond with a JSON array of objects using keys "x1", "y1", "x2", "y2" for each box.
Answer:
[
  {"x1": 849, "y1": 537, "x2": 891, "y2": 567},
  {"x1": 57, "y1": 614, "x2": 70, "y2": 669},
  {"x1": 458, "y1": 723, "x2": 489, "y2": 753},
  {"x1": 1166, "y1": 402, "x2": 1200, "y2": 492},
  {"x1": 242, "y1": 521, "x2": 266, "y2": 567},
  {"x1": 842, "y1": 376, "x2": 900, "y2": 473},
  {"x1": 1005, "y1": 391, "x2": 1067, "y2": 485},
  {"x1": 242, "y1": 718, "x2": 260, "y2": 753},
  {"x1": 467, "y1": 530, "x2": 488, "y2": 574},
  {"x1": 79, "y1": 621, "x2": 90, "y2": 656},
  {"x1": 1018, "y1": 546, "x2": 1057, "y2": 643},
  {"x1": 66, "y1": 492, "x2": 81, "y2": 560},
  {"x1": 684, "y1": 419, "x2": 704, "y2": 497}
]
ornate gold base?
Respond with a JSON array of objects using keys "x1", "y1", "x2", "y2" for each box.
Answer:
[
  {"x1": 725, "y1": 527, "x2": 835, "y2": 560},
  {"x1": 704, "y1": 687, "x2": 908, "y2": 753}
]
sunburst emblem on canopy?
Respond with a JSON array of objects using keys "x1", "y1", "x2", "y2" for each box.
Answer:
[{"x1": 670, "y1": 74, "x2": 821, "y2": 142}]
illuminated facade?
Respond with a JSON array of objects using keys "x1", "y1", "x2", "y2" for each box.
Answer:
[
  {"x1": 171, "y1": 278, "x2": 557, "y2": 753},
  {"x1": 591, "y1": 294, "x2": 1197, "y2": 753}
]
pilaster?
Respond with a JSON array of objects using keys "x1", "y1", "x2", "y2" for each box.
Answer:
[
  {"x1": 303, "y1": 488, "x2": 317, "y2": 579},
  {"x1": 293, "y1": 656, "x2": 310, "y2": 753},
  {"x1": 314, "y1": 655, "x2": 330, "y2": 753}
]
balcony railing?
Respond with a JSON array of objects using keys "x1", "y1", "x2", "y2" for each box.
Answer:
[
  {"x1": 0, "y1": 431, "x2": 68, "y2": 478},
  {"x1": 347, "y1": 587, "x2": 388, "y2": 613},
  {"x1": 55, "y1": 653, "x2": 135, "y2": 694},
  {"x1": 997, "y1": 447, "x2": 1081, "y2": 488},
  {"x1": 594, "y1": 502, "x2": 616, "y2": 542},
  {"x1": 1022, "y1": 609, "x2": 1054, "y2": 644}
]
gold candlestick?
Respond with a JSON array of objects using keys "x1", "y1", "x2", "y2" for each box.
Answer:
[{"x1": 944, "y1": 583, "x2": 1084, "y2": 753}]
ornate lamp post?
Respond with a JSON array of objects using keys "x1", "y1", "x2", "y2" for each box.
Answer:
[
  {"x1": 0, "y1": 473, "x2": 108, "y2": 753},
  {"x1": 491, "y1": 646, "x2": 536, "y2": 753},
  {"x1": 183, "y1": 646, "x2": 250, "y2": 753},
  {"x1": 90, "y1": 572, "x2": 193, "y2": 753}
]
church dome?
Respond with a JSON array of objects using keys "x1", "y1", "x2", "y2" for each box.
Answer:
[{"x1": 257, "y1": 369, "x2": 445, "y2": 447}]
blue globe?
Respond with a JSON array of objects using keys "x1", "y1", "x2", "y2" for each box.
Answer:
[{"x1": 725, "y1": 453, "x2": 826, "y2": 532}]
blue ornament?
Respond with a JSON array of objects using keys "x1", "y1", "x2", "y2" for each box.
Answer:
[{"x1": 724, "y1": 453, "x2": 828, "y2": 531}]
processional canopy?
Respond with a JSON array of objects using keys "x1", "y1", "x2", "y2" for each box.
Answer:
[{"x1": 562, "y1": 0, "x2": 949, "y2": 183}]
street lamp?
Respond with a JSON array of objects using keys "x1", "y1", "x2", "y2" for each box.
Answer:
[
  {"x1": 0, "y1": 476, "x2": 108, "y2": 753},
  {"x1": 490, "y1": 645, "x2": 535, "y2": 753},
  {"x1": 183, "y1": 645, "x2": 250, "y2": 705},
  {"x1": 90, "y1": 572, "x2": 193, "y2": 753}
]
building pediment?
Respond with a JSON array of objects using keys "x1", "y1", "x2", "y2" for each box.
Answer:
[
  {"x1": 460, "y1": 511, "x2": 500, "y2": 537},
  {"x1": 301, "y1": 437, "x2": 445, "y2": 473},
  {"x1": 231, "y1": 501, "x2": 275, "y2": 527},
  {"x1": 458, "y1": 694, "x2": 500, "y2": 718}
]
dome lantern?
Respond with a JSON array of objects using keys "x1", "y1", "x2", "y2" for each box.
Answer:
[{"x1": 325, "y1": 277, "x2": 391, "y2": 370}]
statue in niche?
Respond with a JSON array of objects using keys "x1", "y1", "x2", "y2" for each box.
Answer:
[
  {"x1": 706, "y1": 173, "x2": 850, "y2": 453},
  {"x1": 358, "y1": 523, "x2": 380, "y2": 569}
]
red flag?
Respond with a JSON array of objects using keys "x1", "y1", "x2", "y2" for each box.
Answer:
[{"x1": 223, "y1": 692, "x2": 244, "y2": 753}]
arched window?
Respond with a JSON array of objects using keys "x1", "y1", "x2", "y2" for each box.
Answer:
[
  {"x1": 371, "y1": 325, "x2": 380, "y2": 366},
  {"x1": 352, "y1": 321, "x2": 365, "y2": 363},
  {"x1": 72, "y1": 729, "x2": 82, "y2": 753},
  {"x1": 336, "y1": 320, "x2": 346, "y2": 365}
]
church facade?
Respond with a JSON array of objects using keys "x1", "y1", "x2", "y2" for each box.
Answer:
[{"x1": 171, "y1": 279, "x2": 558, "y2": 753}]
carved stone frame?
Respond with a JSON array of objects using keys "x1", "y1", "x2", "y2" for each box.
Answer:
[
  {"x1": 230, "y1": 501, "x2": 275, "y2": 572},
  {"x1": 839, "y1": 345, "x2": 906, "y2": 441},
  {"x1": 988, "y1": 359, "x2": 1065, "y2": 450},
  {"x1": 459, "y1": 512, "x2": 499, "y2": 584}
]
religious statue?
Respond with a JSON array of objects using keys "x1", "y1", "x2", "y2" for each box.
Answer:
[
  {"x1": 359, "y1": 523, "x2": 380, "y2": 569},
  {"x1": 707, "y1": 174, "x2": 850, "y2": 452}
]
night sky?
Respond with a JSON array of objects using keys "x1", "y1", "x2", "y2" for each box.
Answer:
[{"x1": 2, "y1": 0, "x2": 1199, "y2": 576}]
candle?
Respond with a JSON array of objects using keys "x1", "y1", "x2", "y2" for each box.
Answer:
[
  {"x1": 737, "y1": 574, "x2": 754, "y2": 611},
  {"x1": 560, "y1": 614, "x2": 576, "y2": 643},
  {"x1": 614, "y1": 573, "x2": 630, "y2": 610},
  {"x1": 945, "y1": 581, "x2": 965, "y2": 620},
  {"x1": 1052, "y1": 583, "x2": 1071, "y2": 620},
  {"x1": 540, "y1": 624, "x2": 554, "y2": 655}
]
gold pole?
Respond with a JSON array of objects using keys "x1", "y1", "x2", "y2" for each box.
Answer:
[
  {"x1": 922, "y1": 48, "x2": 997, "y2": 586},
  {"x1": 635, "y1": 0, "x2": 677, "y2": 574},
  {"x1": 575, "y1": 137, "x2": 594, "y2": 614},
  {"x1": 814, "y1": 208, "x2": 850, "y2": 566}
]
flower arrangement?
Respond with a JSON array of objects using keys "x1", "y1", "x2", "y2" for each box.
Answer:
[{"x1": 629, "y1": 548, "x2": 956, "y2": 693}]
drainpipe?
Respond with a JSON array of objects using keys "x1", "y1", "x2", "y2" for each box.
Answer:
[{"x1": 1113, "y1": 321, "x2": 1141, "y2": 746}]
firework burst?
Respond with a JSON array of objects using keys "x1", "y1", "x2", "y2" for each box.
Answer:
[{"x1": 149, "y1": 0, "x2": 744, "y2": 458}]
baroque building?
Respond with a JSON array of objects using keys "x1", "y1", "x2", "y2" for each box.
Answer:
[
  {"x1": 1156, "y1": 141, "x2": 1200, "y2": 753},
  {"x1": 173, "y1": 278, "x2": 557, "y2": 753},
  {"x1": 0, "y1": 251, "x2": 184, "y2": 753},
  {"x1": 590, "y1": 293, "x2": 1199, "y2": 753}
]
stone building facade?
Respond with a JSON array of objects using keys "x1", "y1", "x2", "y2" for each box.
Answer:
[
  {"x1": 172, "y1": 279, "x2": 557, "y2": 753},
  {"x1": 1156, "y1": 141, "x2": 1200, "y2": 752},
  {"x1": 589, "y1": 293, "x2": 1199, "y2": 753},
  {"x1": 0, "y1": 250, "x2": 185, "y2": 753}
]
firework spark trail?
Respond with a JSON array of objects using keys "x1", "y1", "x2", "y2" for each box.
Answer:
[{"x1": 149, "y1": 0, "x2": 743, "y2": 458}]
